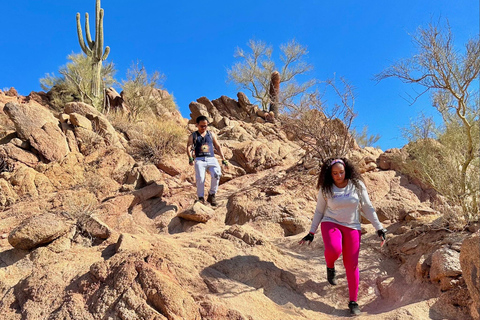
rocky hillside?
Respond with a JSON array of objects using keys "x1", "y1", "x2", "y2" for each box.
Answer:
[{"x1": 0, "y1": 88, "x2": 479, "y2": 320}]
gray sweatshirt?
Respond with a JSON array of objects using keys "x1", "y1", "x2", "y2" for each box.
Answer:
[{"x1": 309, "y1": 180, "x2": 383, "y2": 233}]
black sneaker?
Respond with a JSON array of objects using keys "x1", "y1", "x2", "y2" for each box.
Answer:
[
  {"x1": 207, "y1": 193, "x2": 217, "y2": 206},
  {"x1": 327, "y1": 267, "x2": 337, "y2": 285},
  {"x1": 196, "y1": 197, "x2": 205, "y2": 205},
  {"x1": 348, "y1": 301, "x2": 361, "y2": 316}
]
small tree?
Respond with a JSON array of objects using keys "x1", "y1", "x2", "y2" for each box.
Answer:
[
  {"x1": 227, "y1": 39, "x2": 316, "y2": 114},
  {"x1": 40, "y1": 53, "x2": 115, "y2": 110},
  {"x1": 375, "y1": 20, "x2": 480, "y2": 220}
]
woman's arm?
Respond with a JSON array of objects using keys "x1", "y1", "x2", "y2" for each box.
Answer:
[
  {"x1": 309, "y1": 189, "x2": 327, "y2": 234},
  {"x1": 358, "y1": 181, "x2": 383, "y2": 230}
]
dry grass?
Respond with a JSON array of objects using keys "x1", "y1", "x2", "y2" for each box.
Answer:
[{"x1": 108, "y1": 113, "x2": 186, "y2": 164}]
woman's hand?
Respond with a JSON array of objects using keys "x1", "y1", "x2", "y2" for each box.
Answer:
[
  {"x1": 299, "y1": 232, "x2": 314, "y2": 245},
  {"x1": 377, "y1": 228, "x2": 387, "y2": 246}
]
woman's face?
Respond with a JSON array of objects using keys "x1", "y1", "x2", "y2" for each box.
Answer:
[{"x1": 331, "y1": 163, "x2": 346, "y2": 186}]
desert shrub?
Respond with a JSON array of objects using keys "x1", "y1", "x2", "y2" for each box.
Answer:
[
  {"x1": 109, "y1": 113, "x2": 186, "y2": 163},
  {"x1": 121, "y1": 62, "x2": 177, "y2": 120},
  {"x1": 281, "y1": 77, "x2": 358, "y2": 164},
  {"x1": 40, "y1": 53, "x2": 116, "y2": 111}
]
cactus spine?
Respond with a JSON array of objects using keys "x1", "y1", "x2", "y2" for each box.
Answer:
[
  {"x1": 76, "y1": 0, "x2": 110, "y2": 98},
  {"x1": 268, "y1": 71, "x2": 280, "y2": 116}
]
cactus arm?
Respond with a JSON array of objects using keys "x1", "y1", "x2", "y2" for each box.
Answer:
[
  {"x1": 96, "y1": 9, "x2": 104, "y2": 59},
  {"x1": 76, "y1": 13, "x2": 92, "y2": 56},
  {"x1": 102, "y1": 46, "x2": 110, "y2": 61},
  {"x1": 84, "y1": 13, "x2": 94, "y2": 49}
]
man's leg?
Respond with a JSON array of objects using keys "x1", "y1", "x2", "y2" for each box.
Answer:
[
  {"x1": 207, "y1": 157, "x2": 222, "y2": 195},
  {"x1": 194, "y1": 158, "x2": 207, "y2": 198}
]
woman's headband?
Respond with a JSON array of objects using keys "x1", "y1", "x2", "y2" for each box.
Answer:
[{"x1": 330, "y1": 159, "x2": 345, "y2": 166}]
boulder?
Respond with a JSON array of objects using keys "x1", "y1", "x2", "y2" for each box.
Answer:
[
  {"x1": 232, "y1": 140, "x2": 281, "y2": 173},
  {"x1": 0, "y1": 143, "x2": 39, "y2": 167},
  {"x1": 4, "y1": 102, "x2": 69, "y2": 162},
  {"x1": 64, "y1": 101, "x2": 103, "y2": 118},
  {"x1": 29, "y1": 121, "x2": 69, "y2": 162},
  {"x1": 69, "y1": 112, "x2": 93, "y2": 130},
  {"x1": 115, "y1": 233, "x2": 152, "y2": 253},
  {"x1": 460, "y1": 232, "x2": 480, "y2": 320},
  {"x1": 377, "y1": 148, "x2": 406, "y2": 171},
  {"x1": 189, "y1": 101, "x2": 210, "y2": 123},
  {"x1": 136, "y1": 262, "x2": 202, "y2": 320},
  {"x1": 3, "y1": 101, "x2": 57, "y2": 139},
  {"x1": 78, "y1": 215, "x2": 111, "y2": 239},
  {"x1": 9, "y1": 164, "x2": 54, "y2": 197},
  {"x1": 430, "y1": 247, "x2": 462, "y2": 282},
  {"x1": 8, "y1": 213, "x2": 72, "y2": 250},
  {"x1": 177, "y1": 201, "x2": 214, "y2": 223}
]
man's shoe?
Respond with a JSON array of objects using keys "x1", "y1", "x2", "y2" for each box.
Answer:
[
  {"x1": 348, "y1": 301, "x2": 361, "y2": 316},
  {"x1": 196, "y1": 197, "x2": 205, "y2": 204},
  {"x1": 207, "y1": 193, "x2": 217, "y2": 206},
  {"x1": 327, "y1": 267, "x2": 337, "y2": 285}
]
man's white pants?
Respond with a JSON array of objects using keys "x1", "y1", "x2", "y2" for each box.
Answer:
[{"x1": 194, "y1": 157, "x2": 222, "y2": 198}]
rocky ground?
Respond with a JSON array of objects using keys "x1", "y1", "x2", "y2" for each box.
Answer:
[{"x1": 0, "y1": 88, "x2": 479, "y2": 320}]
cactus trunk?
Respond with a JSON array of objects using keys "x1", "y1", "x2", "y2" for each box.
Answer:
[
  {"x1": 92, "y1": 60, "x2": 102, "y2": 98},
  {"x1": 269, "y1": 71, "x2": 280, "y2": 116}
]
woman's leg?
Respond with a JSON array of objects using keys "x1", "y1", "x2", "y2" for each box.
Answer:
[
  {"x1": 339, "y1": 225, "x2": 361, "y2": 302},
  {"x1": 321, "y1": 222, "x2": 343, "y2": 268}
]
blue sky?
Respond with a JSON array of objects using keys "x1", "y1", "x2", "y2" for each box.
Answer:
[{"x1": 1, "y1": 0, "x2": 478, "y2": 150}]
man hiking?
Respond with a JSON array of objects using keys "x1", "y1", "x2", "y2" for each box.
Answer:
[{"x1": 186, "y1": 115, "x2": 228, "y2": 206}]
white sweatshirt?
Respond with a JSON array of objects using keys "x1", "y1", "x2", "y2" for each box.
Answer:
[{"x1": 309, "y1": 180, "x2": 383, "y2": 233}]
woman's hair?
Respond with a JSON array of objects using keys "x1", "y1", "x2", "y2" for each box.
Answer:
[{"x1": 317, "y1": 157, "x2": 363, "y2": 196}]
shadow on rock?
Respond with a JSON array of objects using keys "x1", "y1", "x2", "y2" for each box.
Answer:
[
  {"x1": 0, "y1": 248, "x2": 29, "y2": 268},
  {"x1": 201, "y1": 255, "x2": 345, "y2": 316}
]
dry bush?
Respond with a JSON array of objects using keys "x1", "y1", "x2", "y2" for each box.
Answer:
[
  {"x1": 61, "y1": 190, "x2": 98, "y2": 220},
  {"x1": 281, "y1": 77, "x2": 357, "y2": 164},
  {"x1": 109, "y1": 113, "x2": 186, "y2": 164}
]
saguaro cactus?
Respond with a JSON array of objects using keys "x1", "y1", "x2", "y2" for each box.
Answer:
[
  {"x1": 268, "y1": 71, "x2": 280, "y2": 116},
  {"x1": 76, "y1": 0, "x2": 110, "y2": 98}
]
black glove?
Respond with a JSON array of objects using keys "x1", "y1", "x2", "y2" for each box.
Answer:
[
  {"x1": 300, "y1": 232, "x2": 314, "y2": 244},
  {"x1": 377, "y1": 228, "x2": 387, "y2": 241}
]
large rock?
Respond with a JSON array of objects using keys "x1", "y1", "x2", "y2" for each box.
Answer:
[
  {"x1": 29, "y1": 121, "x2": 69, "y2": 162},
  {"x1": 188, "y1": 101, "x2": 210, "y2": 123},
  {"x1": 3, "y1": 101, "x2": 57, "y2": 139},
  {"x1": 4, "y1": 102, "x2": 69, "y2": 162},
  {"x1": 0, "y1": 143, "x2": 39, "y2": 167},
  {"x1": 460, "y1": 232, "x2": 480, "y2": 320},
  {"x1": 430, "y1": 247, "x2": 462, "y2": 290},
  {"x1": 136, "y1": 262, "x2": 202, "y2": 320},
  {"x1": 232, "y1": 141, "x2": 281, "y2": 173},
  {"x1": 64, "y1": 101, "x2": 103, "y2": 117},
  {"x1": 85, "y1": 147, "x2": 135, "y2": 185},
  {"x1": 377, "y1": 148, "x2": 407, "y2": 171},
  {"x1": 8, "y1": 213, "x2": 72, "y2": 250},
  {"x1": 9, "y1": 164, "x2": 54, "y2": 198},
  {"x1": 177, "y1": 201, "x2": 214, "y2": 223}
]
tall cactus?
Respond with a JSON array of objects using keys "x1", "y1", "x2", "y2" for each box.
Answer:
[
  {"x1": 76, "y1": 0, "x2": 110, "y2": 98},
  {"x1": 268, "y1": 71, "x2": 280, "y2": 116}
]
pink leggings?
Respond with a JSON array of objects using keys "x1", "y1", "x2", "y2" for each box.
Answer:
[{"x1": 321, "y1": 221, "x2": 361, "y2": 302}]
